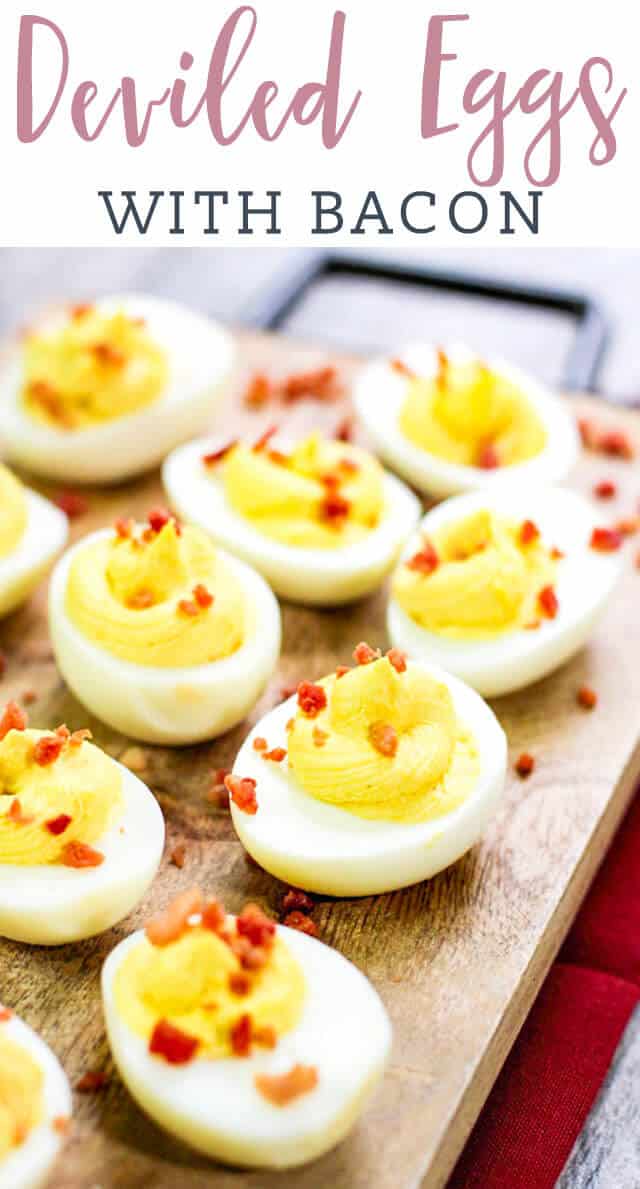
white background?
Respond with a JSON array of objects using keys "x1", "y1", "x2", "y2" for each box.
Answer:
[{"x1": 0, "y1": 0, "x2": 637, "y2": 246}]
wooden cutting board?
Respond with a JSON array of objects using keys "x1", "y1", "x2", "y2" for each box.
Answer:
[{"x1": 1, "y1": 329, "x2": 640, "y2": 1189}]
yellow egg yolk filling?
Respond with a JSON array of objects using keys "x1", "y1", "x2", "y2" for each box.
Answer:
[
  {"x1": 0, "y1": 1033, "x2": 44, "y2": 1160},
  {"x1": 65, "y1": 520, "x2": 246, "y2": 668},
  {"x1": 392, "y1": 510, "x2": 558, "y2": 638},
  {"x1": 288, "y1": 656, "x2": 479, "y2": 824},
  {"x1": 0, "y1": 466, "x2": 28, "y2": 561},
  {"x1": 21, "y1": 307, "x2": 168, "y2": 430},
  {"x1": 398, "y1": 354, "x2": 547, "y2": 468},
  {"x1": 219, "y1": 433, "x2": 385, "y2": 549},
  {"x1": 115, "y1": 923, "x2": 306, "y2": 1059},
  {"x1": 0, "y1": 728, "x2": 123, "y2": 866}
]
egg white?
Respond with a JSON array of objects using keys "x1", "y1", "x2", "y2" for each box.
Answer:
[
  {"x1": 0, "y1": 760, "x2": 164, "y2": 946},
  {"x1": 0, "y1": 295, "x2": 235, "y2": 484},
  {"x1": 387, "y1": 486, "x2": 625, "y2": 699},
  {"x1": 352, "y1": 343, "x2": 580, "y2": 499},
  {"x1": 229, "y1": 662, "x2": 507, "y2": 897},
  {"x1": 0, "y1": 489, "x2": 68, "y2": 618},
  {"x1": 48, "y1": 530, "x2": 282, "y2": 746},
  {"x1": 102, "y1": 919, "x2": 391, "y2": 1170},
  {"x1": 0, "y1": 1010, "x2": 71, "y2": 1189},
  {"x1": 163, "y1": 437, "x2": 421, "y2": 606}
]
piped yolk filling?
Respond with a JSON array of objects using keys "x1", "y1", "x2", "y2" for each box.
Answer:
[
  {"x1": 65, "y1": 518, "x2": 246, "y2": 668},
  {"x1": 398, "y1": 353, "x2": 547, "y2": 468},
  {"x1": 392, "y1": 509, "x2": 558, "y2": 638},
  {"x1": 0, "y1": 727, "x2": 123, "y2": 866},
  {"x1": 288, "y1": 655, "x2": 479, "y2": 824},
  {"x1": 215, "y1": 432, "x2": 384, "y2": 549},
  {"x1": 21, "y1": 306, "x2": 168, "y2": 431},
  {"x1": 0, "y1": 1033, "x2": 44, "y2": 1160},
  {"x1": 0, "y1": 465, "x2": 27, "y2": 560}
]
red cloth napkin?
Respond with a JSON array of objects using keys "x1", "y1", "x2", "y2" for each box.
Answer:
[{"x1": 448, "y1": 790, "x2": 640, "y2": 1189}]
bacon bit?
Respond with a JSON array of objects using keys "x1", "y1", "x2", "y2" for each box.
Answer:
[
  {"x1": 577, "y1": 685, "x2": 598, "y2": 710},
  {"x1": 550, "y1": 546, "x2": 565, "y2": 560},
  {"x1": 92, "y1": 342, "x2": 125, "y2": 367},
  {"x1": 320, "y1": 491, "x2": 351, "y2": 522},
  {"x1": 297, "y1": 682, "x2": 327, "y2": 717},
  {"x1": 0, "y1": 702, "x2": 27, "y2": 741},
  {"x1": 477, "y1": 442, "x2": 500, "y2": 470},
  {"x1": 225, "y1": 775, "x2": 258, "y2": 815},
  {"x1": 244, "y1": 373, "x2": 272, "y2": 408},
  {"x1": 538, "y1": 585, "x2": 559, "y2": 619},
  {"x1": 76, "y1": 1070, "x2": 110, "y2": 1093},
  {"x1": 353, "y1": 641, "x2": 381, "y2": 666},
  {"x1": 149, "y1": 1019, "x2": 199, "y2": 1065},
  {"x1": 338, "y1": 456, "x2": 360, "y2": 476},
  {"x1": 320, "y1": 472, "x2": 340, "y2": 492},
  {"x1": 369, "y1": 722, "x2": 399, "y2": 758},
  {"x1": 170, "y1": 843, "x2": 187, "y2": 869},
  {"x1": 145, "y1": 888, "x2": 203, "y2": 946},
  {"x1": 201, "y1": 898, "x2": 226, "y2": 933},
  {"x1": 594, "y1": 479, "x2": 617, "y2": 500},
  {"x1": 252, "y1": 424, "x2": 279, "y2": 452},
  {"x1": 386, "y1": 648, "x2": 407, "y2": 674},
  {"x1": 253, "y1": 737, "x2": 268, "y2": 752},
  {"x1": 524, "y1": 619, "x2": 541, "y2": 631},
  {"x1": 615, "y1": 517, "x2": 640, "y2": 537},
  {"x1": 236, "y1": 903, "x2": 276, "y2": 948},
  {"x1": 61, "y1": 841, "x2": 104, "y2": 868},
  {"x1": 335, "y1": 665, "x2": 349, "y2": 679},
  {"x1": 45, "y1": 814, "x2": 72, "y2": 836},
  {"x1": 390, "y1": 358, "x2": 415, "y2": 379},
  {"x1": 312, "y1": 726, "x2": 328, "y2": 748},
  {"x1": 578, "y1": 416, "x2": 598, "y2": 449},
  {"x1": 177, "y1": 598, "x2": 199, "y2": 617},
  {"x1": 334, "y1": 417, "x2": 354, "y2": 442},
  {"x1": 255, "y1": 1064, "x2": 319, "y2": 1106},
  {"x1": 147, "y1": 507, "x2": 172, "y2": 534},
  {"x1": 7, "y1": 798, "x2": 34, "y2": 826},
  {"x1": 52, "y1": 1116, "x2": 71, "y2": 1135},
  {"x1": 21, "y1": 690, "x2": 37, "y2": 706},
  {"x1": 54, "y1": 489, "x2": 89, "y2": 520},
  {"x1": 229, "y1": 971, "x2": 251, "y2": 997},
  {"x1": 203, "y1": 440, "x2": 237, "y2": 466},
  {"x1": 230, "y1": 1014, "x2": 252, "y2": 1057},
  {"x1": 285, "y1": 718, "x2": 295, "y2": 732},
  {"x1": 263, "y1": 747, "x2": 287, "y2": 763},
  {"x1": 114, "y1": 517, "x2": 134, "y2": 540},
  {"x1": 267, "y1": 448, "x2": 289, "y2": 466},
  {"x1": 282, "y1": 889, "x2": 314, "y2": 914},
  {"x1": 519, "y1": 520, "x2": 540, "y2": 546},
  {"x1": 515, "y1": 753, "x2": 535, "y2": 779},
  {"x1": 206, "y1": 778, "x2": 230, "y2": 809},
  {"x1": 283, "y1": 911, "x2": 319, "y2": 937},
  {"x1": 55, "y1": 724, "x2": 71, "y2": 742},
  {"x1": 231, "y1": 938, "x2": 269, "y2": 971},
  {"x1": 599, "y1": 429, "x2": 635, "y2": 460},
  {"x1": 33, "y1": 734, "x2": 65, "y2": 766},
  {"x1": 253, "y1": 1025, "x2": 277, "y2": 1049},
  {"x1": 71, "y1": 303, "x2": 94, "y2": 320},
  {"x1": 0, "y1": 1008, "x2": 13, "y2": 1022},
  {"x1": 282, "y1": 366, "x2": 338, "y2": 403},
  {"x1": 590, "y1": 527, "x2": 623, "y2": 553},
  {"x1": 127, "y1": 588, "x2": 155, "y2": 610},
  {"x1": 406, "y1": 541, "x2": 439, "y2": 575},
  {"x1": 193, "y1": 584, "x2": 214, "y2": 610}
]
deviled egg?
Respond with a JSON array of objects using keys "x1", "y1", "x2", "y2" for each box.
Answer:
[
  {"x1": 102, "y1": 891, "x2": 391, "y2": 1169},
  {"x1": 163, "y1": 429, "x2": 420, "y2": 605},
  {"x1": 49, "y1": 511, "x2": 281, "y2": 745},
  {"x1": 0, "y1": 464, "x2": 67, "y2": 619},
  {"x1": 0, "y1": 702, "x2": 164, "y2": 945},
  {"x1": 353, "y1": 344, "x2": 579, "y2": 498},
  {"x1": 0, "y1": 1006, "x2": 71, "y2": 1189},
  {"x1": 228, "y1": 646, "x2": 506, "y2": 896},
  {"x1": 0, "y1": 297, "x2": 234, "y2": 483},
  {"x1": 388, "y1": 487, "x2": 625, "y2": 698}
]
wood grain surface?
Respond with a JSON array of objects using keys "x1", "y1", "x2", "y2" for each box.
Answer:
[{"x1": 1, "y1": 329, "x2": 640, "y2": 1189}]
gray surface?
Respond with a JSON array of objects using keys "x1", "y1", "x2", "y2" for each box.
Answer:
[{"x1": 1, "y1": 246, "x2": 639, "y2": 1188}]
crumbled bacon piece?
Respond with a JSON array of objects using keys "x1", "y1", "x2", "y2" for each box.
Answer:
[
  {"x1": 201, "y1": 898, "x2": 226, "y2": 933},
  {"x1": 76, "y1": 1070, "x2": 110, "y2": 1092},
  {"x1": 515, "y1": 753, "x2": 535, "y2": 778},
  {"x1": 193, "y1": 584, "x2": 214, "y2": 609},
  {"x1": 170, "y1": 843, "x2": 187, "y2": 869},
  {"x1": 297, "y1": 682, "x2": 327, "y2": 717},
  {"x1": 320, "y1": 491, "x2": 351, "y2": 522},
  {"x1": 538, "y1": 585, "x2": 559, "y2": 619},
  {"x1": 7, "y1": 798, "x2": 34, "y2": 825},
  {"x1": 577, "y1": 685, "x2": 598, "y2": 710},
  {"x1": 71, "y1": 303, "x2": 94, "y2": 320},
  {"x1": 253, "y1": 1025, "x2": 277, "y2": 1049},
  {"x1": 114, "y1": 517, "x2": 134, "y2": 539},
  {"x1": 230, "y1": 1014, "x2": 252, "y2": 1056},
  {"x1": 0, "y1": 1007, "x2": 12, "y2": 1022},
  {"x1": 390, "y1": 358, "x2": 415, "y2": 379},
  {"x1": 334, "y1": 417, "x2": 354, "y2": 442},
  {"x1": 281, "y1": 366, "x2": 338, "y2": 403},
  {"x1": 477, "y1": 442, "x2": 500, "y2": 470},
  {"x1": 594, "y1": 479, "x2": 617, "y2": 500},
  {"x1": 353, "y1": 642, "x2": 380, "y2": 666},
  {"x1": 203, "y1": 440, "x2": 237, "y2": 465},
  {"x1": 321, "y1": 472, "x2": 340, "y2": 492},
  {"x1": 282, "y1": 889, "x2": 314, "y2": 915},
  {"x1": 283, "y1": 911, "x2": 319, "y2": 937},
  {"x1": 236, "y1": 903, "x2": 276, "y2": 948},
  {"x1": 338, "y1": 456, "x2": 360, "y2": 475},
  {"x1": 335, "y1": 666, "x2": 349, "y2": 679},
  {"x1": 615, "y1": 517, "x2": 640, "y2": 537},
  {"x1": 149, "y1": 1019, "x2": 199, "y2": 1065},
  {"x1": 92, "y1": 342, "x2": 125, "y2": 367},
  {"x1": 255, "y1": 1064, "x2": 318, "y2": 1106},
  {"x1": 45, "y1": 814, "x2": 72, "y2": 836},
  {"x1": 0, "y1": 702, "x2": 27, "y2": 740},
  {"x1": 550, "y1": 546, "x2": 565, "y2": 560},
  {"x1": 599, "y1": 429, "x2": 635, "y2": 460},
  {"x1": 253, "y1": 424, "x2": 279, "y2": 452},
  {"x1": 263, "y1": 747, "x2": 286, "y2": 763},
  {"x1": 406, "y1": 541, "x2": 439, "y2": 575},
  {"x1": 231, "y1": 937, "x2": 269, "y2": 971},
  {"x1": 61, "y1": 841, "x2": 104, "y2": 868},
  {"x1": 578, "y1": 416, "x2": 598, "y2": 449},
  {"x1": 267, "y1": 448, "x2": 289, "y2": 465},
  {"x1": 33, "y1": 734, "x2": 65, "y2": 766},
  {"x1": 21, "y1": 690, "x2": 37, "y2": 706},
  {"x1": 386, "y1": 648, "x2": 407, "y2": 673},
  {"x1": 244, "y1": 373, "x2": 272, "y2": 408},
  {"x1": 590, "y1": 527, "x2": 623, "y2": 553},
  {"x1": 519, "y1": 520, "x2": 540, "y2": 545},
  {"x1": 177, "y1": 598, "x2": 199, "y2": 617},
  {"x1": 145, "y1": 888, "x2": 203, "y2": 946},
  {"x1": 229, "y1": 971, "x2": 250, "y2": 997},
  {"x1": 127, "y1": 588, "x2": 155, "y2": 610},
  {"x1": 253, "y1": 737, "x2": 268, "y2": 752},
  {"x1": 312, "y1": 726, "x2": 328, "y2": 748},
  {"x1": 68, "y1": 729, "x2": 91, "y2": 750},
  {"x1": 147, "y1": 507, "x2": 172, "y2": 533},
  {"x1": 54, "y1": 489, "x2": 89, "y2": 519},
  {"x1": 225, "y1": 775, "x2": 258, "y2": 815},
  {"x1": 369, "y1": 722, "x2": 399, "y2": 758}
]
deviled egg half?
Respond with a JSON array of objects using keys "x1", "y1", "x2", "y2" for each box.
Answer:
[
  {"x1": 0, "y1": 464, "x2": 67, "y2": 619},
  {"x1": 0, "y1": 296, "x2": 234, "y2": 483},
  {"x1": 353, "y1": 344, "x2": 579, "y2": 498},
  {"x1": 102, "y1": 891, "x2": 391, "y2": 1169},
  {"x1": 0, "y1": 1006, "x2": 71, "y2": 1189},
  {"x1": 163, "y1": 429, "x2": 421, "y2": 605},
  {"x1": 228, "y1": 646, "x2": 506, "y2": 896},
  {"x1": 0, "y1": 702, "x2": 164, "y2": 945},
  {"x1": 49, "y1": 511, "x2": 281, "y2": 745},
  {"x1": 388, "y1": 486, "x2": 625, "y2": 698}
]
